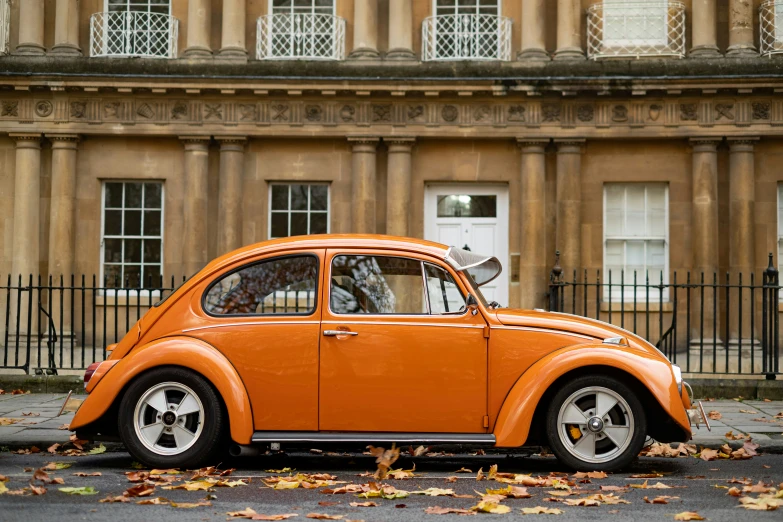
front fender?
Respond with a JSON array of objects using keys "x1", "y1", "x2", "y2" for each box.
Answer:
[
  {"x1": 493, "y1": 344, "x2": 690, "y2": 447},
  {"x1": 69, "y1": 337, "x2": 254, "y2": 444}
]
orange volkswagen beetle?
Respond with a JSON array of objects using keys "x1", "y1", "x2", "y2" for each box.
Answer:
[{"x1": 70, "y1": 235, "x2": 699, "y2": 471}]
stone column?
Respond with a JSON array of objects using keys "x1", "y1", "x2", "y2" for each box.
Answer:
[
  {"x1": 690, "y1": 138, "x2": 721, "y2": 344},
  {"x1": 518, "y1": 0, "x2": 549, "y2": 61},
  {"x1": 690, "y1": 0, "x2": 720, "y2": 58},
  {"x1": 727, "y1": 0, "x2": 756, "y2": 57},
  {"x1": 386, "y1": 138, "x2": 415, "y2": 237},
  {"x1": 555, "y1": 139, "x2": 584, "y2": 278},
  {"x1": 184, "y1": 0, "x2": 212, "y2": 58},
  {"x1": 554, "y1": 0, "x2": 584, "y2": 61},
  {"x1": 518, "y1": 139, "x2": 549, "y2": 309},
  {"x1": 349, "y1": 0, "x2": 380, "y2": 60},
  {"x1": 219, "y1": 0, "x2": 248, "y2": 60},
  {"x1": 728, "y1": 137, "x2": 759, "y2": 344},
  {"x1": 10, "y1": 134, "x2": 42, "y2": 334},
  {"x1": 15, "y1": 0, "x2": 45, "y2": 55},
  {"x1": 51, "y1": 0, "x2": 81, "y2": 55},
  {"x1": 180, "y1": 137, "x2": 211, "y2": 275},
  {"x1": 349, "y1": 137, "x2": 379, "y2": 234},
  {"x1": 387, "y1": 0, "x2": 415, "y2": 60},
  {"x1": 216, "y1": 137, "x2": 246, "y2": 255},
  {"x1": 47, "y1": 135, "x2": 79, "y2": 335}
]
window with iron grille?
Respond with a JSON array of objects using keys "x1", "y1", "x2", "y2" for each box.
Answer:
[
  {"x1": 263, "y1": 0, "x2": 340, "y2": 59},
  {"x1": 431, "y1": 0, "x2": 503, "y2": 60},
  {"x1": 603, "y1": 0, "x2": 668, "y2": 48},
  {"x1": 101, "y1": 182, "x2": 164, "y2": 289},
  {"x1": 269, "y1": 184, "x2": 329, "y2": 239},
  {"x1": 98, "y1": 0, "x2": 174, "y2": 57},
  {"x1": 603, "y1": 183, "x2": 669, "y2": 300},
  {"x1": 778, "y1": 183, "x2": 783, "y2": 273}
]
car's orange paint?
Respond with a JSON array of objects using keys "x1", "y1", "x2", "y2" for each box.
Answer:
[
  {"x1": 319, "y1": 248, "x2": 488, "y2": 433},
  {"x1": 85, "y1": 359, "x2": 120, "y2": 393},
  {"x1": 493, "y1": 345, "x2": 691, "y2": 447},
  {"x1": 681, "y1": 383, "x2": 692, "y2": 410},
  {"x1": 72, "y1": 234, "x2": 691, "y2": 449},
  {"x1": 69, "y1": 337, "x2": 254, "y2": 444}
]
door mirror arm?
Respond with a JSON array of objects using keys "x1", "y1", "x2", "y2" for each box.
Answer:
[{"x1": 466, "y1": 294, "x2": 479, "y2": 315}]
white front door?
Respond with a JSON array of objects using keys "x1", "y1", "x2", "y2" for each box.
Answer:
[{"x1": 424, "y1": 184, "x2": 509, "y2": 307}]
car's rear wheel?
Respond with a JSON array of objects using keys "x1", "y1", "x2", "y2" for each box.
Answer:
[
  {"x1": 118, "y1": 367, "x2": 225, "y2": 469},
  {"x1": 546, "y1": 375, "x2": 646, "y2": 471}
]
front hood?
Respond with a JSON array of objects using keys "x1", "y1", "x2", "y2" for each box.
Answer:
[{"x1": 494, "y1": 309, "x2": 671, "y2": 363}]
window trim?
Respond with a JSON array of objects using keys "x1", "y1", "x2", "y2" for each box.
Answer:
[
  {"x1": 99, "y1": 180, "x2": 165, "y2": 295},
  {"x1": 104, "y1": 0, "x2": 171, "y2": 15},
  {"x1": 602, "y1": 182, "x2": 670, "y2": 302},
  {"x1": 328, "y1": 253, "x2": 468, "y2": 317},
  {"x1": 268, "y1": 182, "x2": 331, "y2": 239},
  {"x1": 268, "y1": 0, "x2": 335, "y2": 16},
  {"x1": 201, "y1": 253, "x2": 320, "y2": 318},
  {"x1": 432, "y1": 0, "x2": 502, "y2": 16},
  {"x1": 601, "y1": 0, "x2": 668, "y2": 48}
]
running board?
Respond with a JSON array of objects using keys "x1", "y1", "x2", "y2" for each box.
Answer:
[{"x1": 251, "y1": 432, "x2": 496, "y2": 445}]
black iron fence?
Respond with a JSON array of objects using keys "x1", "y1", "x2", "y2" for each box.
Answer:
[
  {"x1": 548, "y1": 252, "x2": 781, "y2": 378},
  {"x1": 0, "y1": 275, "x2": 185, "y2": 374}
]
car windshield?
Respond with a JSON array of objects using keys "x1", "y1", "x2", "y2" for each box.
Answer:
[{"x1": 444, "y1": 245, "x2": 502, "y2": 298}]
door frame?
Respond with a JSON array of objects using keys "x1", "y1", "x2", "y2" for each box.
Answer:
[{"x1": 423, "y1": 183, "x2": 510, "y2": 306}]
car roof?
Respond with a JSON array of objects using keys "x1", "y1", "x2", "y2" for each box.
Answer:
[{"x1": 207, "y1": 234, "x2": 450, "y2": 273}]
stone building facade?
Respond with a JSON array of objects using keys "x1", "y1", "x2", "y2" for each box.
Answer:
[{"x1": 0, "y1": 0, "x2": 782, "y2": 353}]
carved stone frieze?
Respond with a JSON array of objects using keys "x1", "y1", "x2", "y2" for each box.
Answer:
[
  {"x1": 715, "y1": 103, "x2": 735, "y2": 121},
  {"x1": 577, "y1": 104, "x2": 594, "y2": 122},
  {"x1": 35, "y1": 100, "x2": 53, "y2": 118}
]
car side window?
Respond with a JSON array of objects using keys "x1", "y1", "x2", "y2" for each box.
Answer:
[
  {"x1": 425, "y1": 264, "x2": 467, "y2": 314},
  {"x1": 203, "y1": 255, "x2": 318, "y2": 315},
  {"x1": 330, "y1": 255, "x2": 426, "y2": 314}
]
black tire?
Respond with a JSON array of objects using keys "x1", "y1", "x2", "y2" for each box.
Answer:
[
  {"x1": 545, "y1": 374, "x2": 646, "y2": 472},
  {"x1": 118, "y1": 367, "x2": 226, "y2": 469}
]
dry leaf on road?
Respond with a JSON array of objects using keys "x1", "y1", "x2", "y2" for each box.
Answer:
[
  {"x1": 673, "y1": 512, "x2": 705, "y2": 521},
  {"x1": 425, "y1": 506, "x2": 476, "y2": 516},
  {"x1": 520, "y1": 506, "x2": 563, "y2": 515}
]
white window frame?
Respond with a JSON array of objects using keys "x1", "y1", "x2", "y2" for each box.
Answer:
[
  {"x1": 775, "y1": 2, "x2": 783, "y2": 43},
  {"x1": 104, "y1": 0, "x2": 171, "y2": 15},
  {"x1": 269, "y1": 0, "x2": 335, "y2": 16},
  {"x1": 430, "y1": 0, "x2": 503, "y2": 61},
  {"x1": 602, "y1": 183, "x2": 669, "y2": 302},
  {"x1": 602, "y1": 0, "x2": 668, "y2": 48},
  {"x1": 101, "y1": 0, "x2": 173, "y2": 58},
  {"x1": 100, "y1": 181, "x2": 165, "y2": 295},
  {"x1": 778, "y1": 183, "x2": 783, "y2": 298},
  {"x1": 268, "y1": 182, "x2": 331, "y2": 239}
]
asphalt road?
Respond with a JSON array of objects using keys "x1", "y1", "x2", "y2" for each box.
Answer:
[{"x1": 0, "y1": 450, "x2": 781, "y2": 522}]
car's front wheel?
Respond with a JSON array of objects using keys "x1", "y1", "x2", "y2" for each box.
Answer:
[
  {"x1": 118, "y1": 367, "x2": 225, "y2": 468},
  {"x1": 546, "y1": 375, "x2": 646, "y2": 471}
]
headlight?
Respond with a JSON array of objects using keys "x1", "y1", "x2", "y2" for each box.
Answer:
[{"x1": 672, "y1": 364, "x2": 682, "y2": 395}]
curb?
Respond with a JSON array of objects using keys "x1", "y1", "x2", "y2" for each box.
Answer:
[{"x1": 0, "y1": 374, "x2": 83, "y2": 394}]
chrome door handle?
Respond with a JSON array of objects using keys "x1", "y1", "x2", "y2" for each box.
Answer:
[{"x1": 323, "y1": 330, "x2": 358, "y2": 337}]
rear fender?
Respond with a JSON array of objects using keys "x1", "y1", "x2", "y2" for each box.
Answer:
[
  {"x1": 69, "y1": 337, "x2": 254, "y2": 444},
  {"x1": 492, "y1": 344, "x2": 690, "y2": 447}
]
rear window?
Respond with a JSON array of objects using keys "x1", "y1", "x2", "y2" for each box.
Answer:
[{"x1": 203, "y1": 255, "x2": 318, "y2": 316}]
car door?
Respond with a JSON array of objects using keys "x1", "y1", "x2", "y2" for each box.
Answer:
[
  {"x1": 318, "y1": 248, "x2": 488, "y2": 433},
  {"x1": 192, "y1": 249, "x2": 325, "y2": 431}
]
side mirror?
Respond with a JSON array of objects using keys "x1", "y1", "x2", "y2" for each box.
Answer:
[{"x1": 466, "y1": 294, "x2": 479, "y2": 315}]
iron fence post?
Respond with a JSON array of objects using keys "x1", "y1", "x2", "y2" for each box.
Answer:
[
  {"x1": 548, "y1": 250, "x2": 564, "y2": 312},
  {"x1": 762, "y1": 253, "x2": 779, "y2": 379}
]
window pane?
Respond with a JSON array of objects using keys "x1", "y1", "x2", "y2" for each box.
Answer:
[
  {"x1": 125, "y1": 183, "x2": 143, "y2": 208},
  {"x1": 436, "y1": 195, "x2": 497, "y2": 218},
  {"x1": 144, "y1": 239, "x2": 161, "y2": 263},
  {"x1": 310, "y1": 212, "x2": 328, "y2": 234},
  {"x1": 271, "y1": 213, "x2": 289, "y2": 238},
  {"x1": 290, "y1": 212, "x2": 308, "y2": 236},
  {"x1": 104, "y1": 264, "x2": 122, "y2": 287},
  {"x1": 204, "y1": 255, "x2": 319, "y2": 315},
  {"x1": 124, "y1": 239, "x2": 142, "y2": 263},
  {"x1": 291, "y1": 184, "x2": 308, "y2": 211},
  {"x1": 124, "y1": 265, "x2": 141, "y2": 287},
  {"x1": 311, "y1": 185, "x2": 328, "y2": 210},
  {"x1": 104, "y1": 238, "x2": 123, "y2": 262},
  {"x1": 105, "y1": 183, "x2": 124, "y2": 208},
  {"x1": 425, "y1": 264, "x2": 466, "y2": 314},
  {"x1": 124, "y1": 210, "x2": 142, "y2": 235},
  {"x1": 330, "y1": 255, "x2": 425, "y2": 314},
  {"x1": 144, "y1": 183, "x2": 162, "y2": 209},
  {"x1": 143, "y1": 266, "x2": 162, "y2": 288},
  {"x1": 104, "y1": 210, "x2": 123, "y2": 236},
  {"x1": 144, "y1": 210, "x2": 161, "y2": 236},
  {"x1": 271, "y1": 185, "x2": 289, "y2": 210}
]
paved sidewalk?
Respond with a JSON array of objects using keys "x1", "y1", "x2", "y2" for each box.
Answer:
[{"x1": 1, "y1": 393, "x2": 782, "y2": 452}]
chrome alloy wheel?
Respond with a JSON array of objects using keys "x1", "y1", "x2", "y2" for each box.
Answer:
[
  {"x1": 556, "y1": 386, "x2": 634, "y2": 464},
  {"x1": 133, "y1": 382, "x2": 205, "y2": 456}
]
